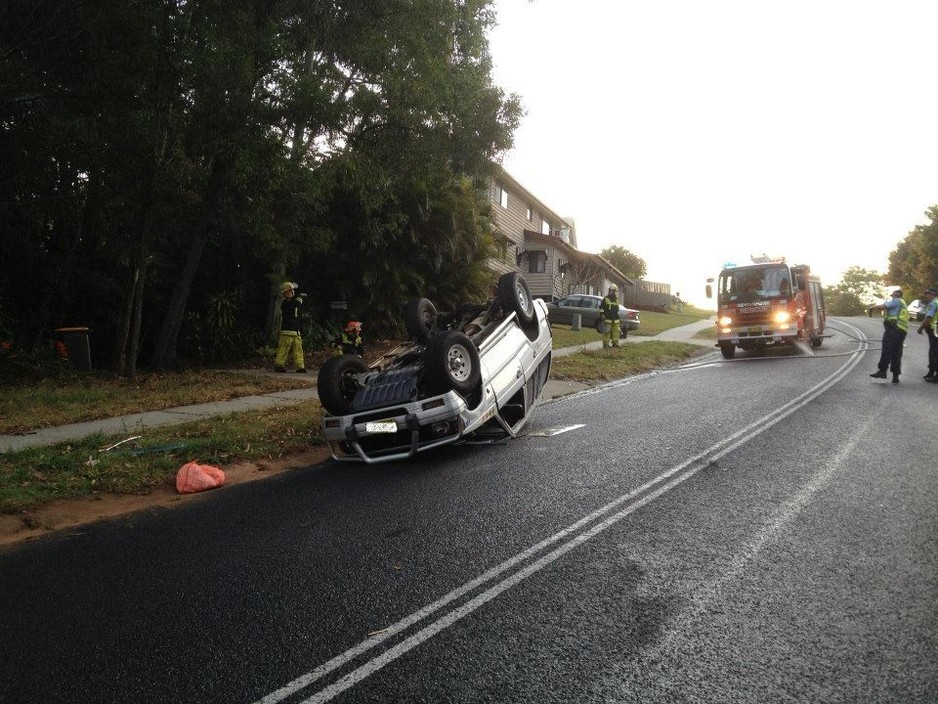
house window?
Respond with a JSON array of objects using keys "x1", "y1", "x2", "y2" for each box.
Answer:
[
  {"x1": 499, "y1": 184, "x2": 508, "y2": 209},
  {"x1": 541, "y1": 219, "x2": 550, "y2": 235},
  {"x1": 528, "y1": 250, "x2": 547, "y2": 274},
  {"x1": 526, "y1": 206, "x2": 532, "y2": 221}
]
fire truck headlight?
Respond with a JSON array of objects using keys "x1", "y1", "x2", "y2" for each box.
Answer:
[
  {"x1": 718, "y1": 315, "x2": 733, "y2": 327},
  {"x1": 773, "y1": 310, "x2": 791, "y2": 324}
]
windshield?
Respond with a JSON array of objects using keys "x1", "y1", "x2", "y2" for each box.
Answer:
[{"x1": 719, "y1": 265, "x2": 791, "y2": 302}]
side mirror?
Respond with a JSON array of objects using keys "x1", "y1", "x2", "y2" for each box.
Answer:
[{"x1": 705, "y1": 284, "x2": 713, "y2": 299}]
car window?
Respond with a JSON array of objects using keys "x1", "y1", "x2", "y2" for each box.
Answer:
[{"x1": 585, "y1": 297, "x2": 601, "y2": 309}]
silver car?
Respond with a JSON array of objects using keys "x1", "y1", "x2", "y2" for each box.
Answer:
[
  {"x1": 545, "y1": 294, "x2": 640, "y2": 337},
  {"x1": 908, "y1": 299, "x2": 926, "y2": 321},
  {"x1": 318, "y1": 273, "x2": 552, "y2": 463}
]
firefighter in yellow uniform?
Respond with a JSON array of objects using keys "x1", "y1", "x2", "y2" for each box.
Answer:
[
  {"x1": 601, "y1": 284, "x2": 621, "y2": 348},
  {"x1": 332, "y1": 321, "x2": 364, "y2": 357},
  {"x1": 274, "y1": 281, "x2": 307, "y2": 373}
]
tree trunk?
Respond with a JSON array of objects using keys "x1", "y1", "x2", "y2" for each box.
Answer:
[
  {"x1": 113, "y1": 267, "x2": 138, "y2": 374},
  {"x1": 150, "y1": 229, "x2": 210, "y2": 369},
  {"x1": 127, "y1": 256, "x2": 149, "y2": 377}
]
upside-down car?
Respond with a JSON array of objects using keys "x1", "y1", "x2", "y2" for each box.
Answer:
[{"x1": 318, "y1": 272, "x2": 553, "y2": 463}]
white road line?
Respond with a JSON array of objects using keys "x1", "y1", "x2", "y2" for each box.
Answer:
[{"x1": 254, "y1": 322, "x2": 869, "y2": 704}]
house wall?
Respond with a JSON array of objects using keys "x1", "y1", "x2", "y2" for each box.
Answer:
[
  {"x1": 487, "y1": 172, "x2": 646, "y2": 305},
  {"x1": 489, "y1": 178, "x2": 570, "y2": 300}
]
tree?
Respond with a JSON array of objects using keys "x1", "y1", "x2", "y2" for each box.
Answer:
[
  {"x1": 823, "y1": 266, "x2": 886, "y2": 315},
  {"x1": 564, "y1": 257, "x2": 607, "y2": 295},
  {"x1": 599, "y1": 245, "x2": 647, "y2": 280},
  {"x1": 888, "y1": 205, "x2": 938, "y2": 295},
  {"x1": 1, "y1": 0, "x2": 521, "y2": 370}
]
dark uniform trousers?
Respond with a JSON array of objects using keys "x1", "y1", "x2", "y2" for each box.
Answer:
[{"x1": 878, "y1": 324, "x2": 907, "y2": 374}]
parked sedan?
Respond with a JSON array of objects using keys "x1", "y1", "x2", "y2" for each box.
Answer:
[
  {"x1": 318, "y1": 272, "x2": 552, "y2": 464},
  {"x1": 545, "y1": 294, "x2": 640, "y2": 337},
  {"x1": 908, "y1": 299, "x2": 927, "y2": 321}
]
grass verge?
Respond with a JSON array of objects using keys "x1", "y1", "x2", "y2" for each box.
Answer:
[
  {"x1": 551, "y1": 341, "x2": 705, "y2": 382},
  {"x1": 0, "y1": 370, "x2": 312, "y2": 435},
  {"x1": 1, "y1": 401, "x2": 323, "y2": 515}
]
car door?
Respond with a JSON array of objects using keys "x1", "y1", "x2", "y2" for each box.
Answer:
[
  {"x1": 580, "y1": 296, "x2": 601, "y2": 326},
  {"x1": 551, "y1": 295, "x2": 579, "y2": 325}
]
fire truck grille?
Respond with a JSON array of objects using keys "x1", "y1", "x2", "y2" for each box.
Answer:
[{"x1": 738, "y1": 329, "x2": 775, "y2": 337}]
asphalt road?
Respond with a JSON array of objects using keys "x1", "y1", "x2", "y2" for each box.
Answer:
[{"x1": 2, "y1": 317, "x2": 936, "y2": 704}]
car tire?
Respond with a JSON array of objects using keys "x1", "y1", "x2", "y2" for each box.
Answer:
[
  {"x1": 424, "y1": 331, "x2": 481, "y2": 395},
  {"x1": 404, "y1": 298, "x2": 437, "y2": 343},
  {"x1": 317, "y1": 354, "x2": 368, "y2": 415},
  {"x1": 619, "y1": 325, "x2": 629, "y2": 339},
  {"x1": 810, "y1": 335, "x2": 822, "y2": 348},
  {"x1": 720, "y1": 343, "x2": 736, "y2": 360},
  {"x1": 497, "y1": 272, "x2": 536, "y2": 327}
]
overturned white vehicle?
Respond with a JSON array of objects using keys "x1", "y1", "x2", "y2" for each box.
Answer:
[{"x1": 318, "y1": 273, "x2": 553, "y2": 463}]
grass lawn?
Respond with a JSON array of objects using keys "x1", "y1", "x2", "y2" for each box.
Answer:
[
  {"x1": 551, "y1": 341, "x2": 705, "y2": 382},
  {"x1": 549, "y1": 304, "x2": 713, "y2": 348}
]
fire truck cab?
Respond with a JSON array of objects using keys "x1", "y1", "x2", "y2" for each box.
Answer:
[{"x1": 706, "y1": 257, "x2": 826, "y2": 360}]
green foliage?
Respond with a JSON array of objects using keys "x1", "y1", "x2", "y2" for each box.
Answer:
[
  {"x1": 600, "y1": 245, "x2": 648, "y2": 280},
  {"x1": 888, "y1": 205, "x2": 938, "y2": 295},
  {"x1": 1, "y1": 0, "x2": 519, "y2": 368},
  {"x1": 823, "y1": 266, "x2": 886, "y2": 315}
]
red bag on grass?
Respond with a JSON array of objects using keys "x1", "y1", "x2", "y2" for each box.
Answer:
[{"x1": 175, "y1": 461, "x2": 226, "y2": 494}]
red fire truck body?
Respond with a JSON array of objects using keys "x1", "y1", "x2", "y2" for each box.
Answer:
[{"x1": 707, "y1": 258, "x2": 826, "y2": 359}]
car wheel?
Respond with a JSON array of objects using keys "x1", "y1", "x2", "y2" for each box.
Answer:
[
  {"x1": 317, "y1": 354, "x2": 368, "y2": 415},
  {"x1": 497, "y1": 272, "x2": 536, "y2": 327},
  {"x1": 810, "y1": 335, "x2": 822, "y2": 348},
  {"x1": 619, "y1": 325, "x2": 629, "y2": 339},
  {"x1": 424, "y1": 331, "x2": 481, "y2": 395},
  {"x1": 720, "y1": 343, "x2": 736, "y2": 360},
  {"x1": 404, "y1": 298, "x2": 437, "y2": 343}
]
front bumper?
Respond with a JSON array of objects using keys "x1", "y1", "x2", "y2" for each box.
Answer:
[
  {"x1": 322, "y1": 391, "x2": 470, "y2": 464},
  {"x1": 717, "y1": 323, "x2": 798, "y2": 344}
]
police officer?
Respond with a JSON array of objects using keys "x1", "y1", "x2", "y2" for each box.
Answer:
[
  {"x1": 274, "y1": 281, "x2": 307, "y2": 373},
  {"x1": 867, "y1": 288, "x2": 909, "y2": 383},
  {"x1": 601, "y1": 284, "x2": 621, "y2": 348},
  {"x1": 916, "y1": 287, "x2": 938, "y2": 381}
]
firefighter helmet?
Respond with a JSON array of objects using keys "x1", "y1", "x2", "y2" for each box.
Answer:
[
  {"x1": 280, "y1": 281, "x2": 297, "y2": 294},
  {"x1": 345, "y1": 321, "x2": 362, "y2": 333},
  {"x1": 608, "y1": 284, "x2": 618, "y2": 293}
]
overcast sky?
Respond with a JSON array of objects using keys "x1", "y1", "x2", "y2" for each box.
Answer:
[{"x1": 486, "y1": 0, "x2": 938, "y2": 306}]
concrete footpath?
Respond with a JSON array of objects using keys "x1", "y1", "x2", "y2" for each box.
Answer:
[{"x1": 1, "y1": 318, "x2": 715, "y2": 454}]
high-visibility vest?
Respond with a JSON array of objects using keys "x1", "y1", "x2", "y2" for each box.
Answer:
[
  {"x1": 887, "y1": 299, "x2": 909, "y2": 332},
  {"x1": 601, "y1": 297, "x2": 619, "y2": 321},
  {"x1": 926, "y1": 301, "x2": 937, "y2": 331}
]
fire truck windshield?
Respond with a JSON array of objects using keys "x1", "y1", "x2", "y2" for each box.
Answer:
[{"x1": 719, "y1": 265, "x2": 792, "y2": 302}]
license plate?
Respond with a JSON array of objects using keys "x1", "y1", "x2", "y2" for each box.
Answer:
[{"x1": 365, "y1": 421, "x2": 397, "y2": 434}]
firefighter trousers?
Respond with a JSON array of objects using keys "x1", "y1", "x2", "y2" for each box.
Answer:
[
  {"x1": 603, "y1": 319, "x2": 621, "y2": 348},
  {"x1": 275, "y1": 330, "x2": 305, "y2": 370}
]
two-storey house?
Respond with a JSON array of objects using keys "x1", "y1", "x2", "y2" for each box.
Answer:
[{"x1": 488, "y1": 167, "x2": 635, "y2": 301}]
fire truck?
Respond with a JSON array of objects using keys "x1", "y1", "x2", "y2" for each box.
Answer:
[{"x1": 706, "y1": 256, "x2": 826, "y2": 359}]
